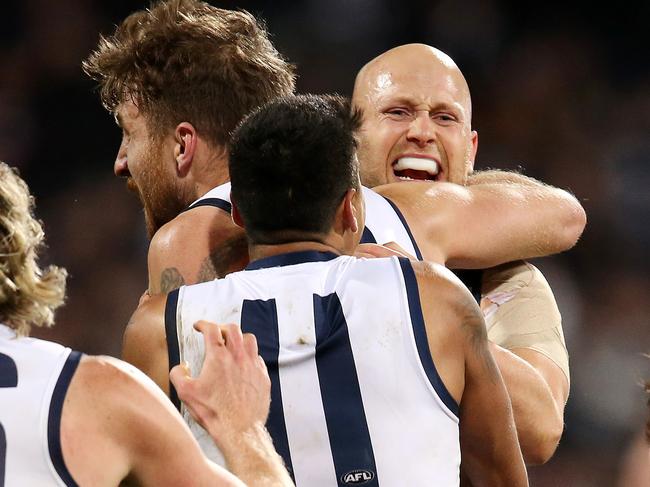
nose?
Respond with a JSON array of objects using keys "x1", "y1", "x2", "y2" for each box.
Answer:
[
  {"x1": 114, "y1": 142, "x2": 130, "y2": 177},
  {"x1": 406, "y1": 112, "x2": 435, "y2": 147}
]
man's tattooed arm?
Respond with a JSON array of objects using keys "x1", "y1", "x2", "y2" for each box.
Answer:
[{"x1": 159, "y1": 267, "x2": 186, "y2": 294}]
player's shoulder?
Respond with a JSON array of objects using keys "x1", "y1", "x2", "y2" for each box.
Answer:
[
  {"x1": 409, "y1": 259, "x2": 464, "y2": 290},
  {"x1": 151, "y1": 206, "x2": 232, "y2": 252},
  {"x1": 409, "y1": 260, "x2": 481, "y2": 315},
  {"x1": 73, "y1": 354, "x2": 180, "y2": 434},
  {"x1": 74, "y1": 354, "x2": 141, "y2": 393},
  {"x1": 66, "y1": 354, "x2": 177, "y2": 445},
  {"x1": 126, "y1": 293, "x2": 167, "y2": 339},
  {"x1": 75, "y1": 355, "x2": 162, "y2": 396}
]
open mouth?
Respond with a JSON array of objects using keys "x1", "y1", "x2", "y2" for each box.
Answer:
[{"x1": 393, "y1": 157, "x2": 441, "y2": 181}]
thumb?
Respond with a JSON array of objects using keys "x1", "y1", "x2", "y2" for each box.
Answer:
[{"x1": 169, "y1": 361, "x2": 193, "y2": 397}]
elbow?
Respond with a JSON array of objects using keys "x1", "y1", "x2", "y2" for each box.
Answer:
[
  {"x1": 521, "y1": 419, "x2": 564, "y2": 465},
  {"x1": 566, "y1": 202, "x2": 587, "y2": 248},
  {"x1": 554, "y1": 198, "x2": 587, "y2": 253}
]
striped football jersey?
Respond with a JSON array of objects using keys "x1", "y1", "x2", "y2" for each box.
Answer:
[{"x1": 166, "y1": 252, "x2": 460, "y2": 486}]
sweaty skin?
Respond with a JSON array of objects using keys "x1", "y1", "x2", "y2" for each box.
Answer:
[
  {"x1": 353, "y1": 44, "x2": 476, "y2": 187},
  {"x1": 352, "y1": 43, "x2": 574, "y2": 464},
  {"x1": 127, "y1": 187, "x2": 528, "y2": 486}
]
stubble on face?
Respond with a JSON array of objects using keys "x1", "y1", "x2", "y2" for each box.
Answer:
[{"x1": 136, "y1": 136, "x2": 192, "y2": 238}]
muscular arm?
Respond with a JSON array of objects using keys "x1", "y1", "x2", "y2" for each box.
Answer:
[
  {"x1": 489, "y1": 346, "x2": 566, "y2": 464},
  {"x1": 148, "y1": 207, "x2": 248, "y2": 294},
  {"x1": 482, "y1": 261, "x2": 569, "y2": 464},
  {"x1": 122, "y1": 294, "x2": 170, "y2": 395},
  {"x1": 413, "y1": 262, "x2": 527, "y2": 486},
  {"x1": 63, "y1": 353, "x2": 292, "y2": 486},
  {"x1": 62, "y1": 355, "x2": 245, "y2": 486},
  {"x1": 374, "y1": 170, "x2": 586, "y2": 268}
]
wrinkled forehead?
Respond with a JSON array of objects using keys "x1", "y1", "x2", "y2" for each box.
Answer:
[{"x1": 354, "y1": 55, "x2": 471, "y2": 116}]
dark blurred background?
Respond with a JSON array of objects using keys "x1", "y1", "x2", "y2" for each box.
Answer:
[{"x1": 3, "y1": 0, "x2": 648, "y2": 485}]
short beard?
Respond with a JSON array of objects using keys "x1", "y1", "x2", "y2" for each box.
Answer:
[{"x1": 133, "y1": 140, "x2": 194, "y2": 238}]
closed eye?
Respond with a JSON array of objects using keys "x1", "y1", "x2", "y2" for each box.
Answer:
[
  {"x1": 384, "y1": 107, "x2": 413, "y2": 120},
  {"x1": 433, "y1": 113, "x2": 457, "y2": 125}
]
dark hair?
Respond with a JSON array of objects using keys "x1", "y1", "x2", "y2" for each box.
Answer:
[
  {"x1": 83, "y1": 0, "x2": 295, "y2": 146},
  {"x1": 229, "y1": 94, "x2": 362, "y2": 244}
]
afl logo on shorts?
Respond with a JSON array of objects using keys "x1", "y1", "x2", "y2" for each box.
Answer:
[{"x1": 341, "y1": 469, "x2": 375, "y2": 484}]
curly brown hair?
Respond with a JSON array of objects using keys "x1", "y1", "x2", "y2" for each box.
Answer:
[
  {"x1": 83, "y1": 0, "x2": 295, "y2": 146},
  {"x1": 0, "y1": 163, "x2": 67, "y2": 336}
]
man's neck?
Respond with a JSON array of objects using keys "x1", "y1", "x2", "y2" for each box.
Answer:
[
  {"x1": 196, "y1": 174, "x2": 229, "y2": 199},
  {"x1": 248, "y1": 240, "x2": 347, "y2": 263},
  {"x1": 195, "y1": 150, "x2": 230, "y2": 198}
]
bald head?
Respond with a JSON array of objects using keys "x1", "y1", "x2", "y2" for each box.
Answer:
[
  {"x1": 352, "y1": 44, "x2": 478, "y2": 187},
  {"x1": 353, "y1": 44, "x2": 472, "y2": 120}
]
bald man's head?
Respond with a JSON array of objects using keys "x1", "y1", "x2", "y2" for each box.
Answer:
[{"x1": 353, "y1": 44, "x2": 477, "y2": 187}]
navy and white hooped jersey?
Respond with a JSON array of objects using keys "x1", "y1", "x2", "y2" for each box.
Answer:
[
  {"x1": 166, "y1": 252, "x2": 461, "y2": 486},
  {"x1": 0, "y1": 324, "x2": 81, "y2": 486}
]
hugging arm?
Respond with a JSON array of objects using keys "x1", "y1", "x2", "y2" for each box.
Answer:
[{"x1": 374, "y1": 171, "x2": 585, "y2": 268}]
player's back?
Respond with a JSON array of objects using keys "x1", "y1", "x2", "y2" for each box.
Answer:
[
  {"x1": 168, "y1": 251, "x2": 461, "y2": 486},
  {"x1": 0, "y1": 324, "x2": 80, "y2": 486}
]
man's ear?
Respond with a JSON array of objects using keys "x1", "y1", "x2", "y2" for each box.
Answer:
[
  {"x1": 467, "y1": 129, "x2": 478, "y2": 174},
  {"x1": 231, "y1": 198, "x2": 245, "y2": 228},
  {"x1": 341, "y1": 188, "x2": 359, "y2": 234},
  {"x1": 174, "y1": 122, "x2": 198, "y2": 176}
]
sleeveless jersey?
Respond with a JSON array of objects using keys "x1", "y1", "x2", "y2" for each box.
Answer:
[
  {"x1": 360, "y1": 188, "x2": 483, "y2": 302},
  {"x1": 186, "y1": 183, "x2": 232, "y2": 213},
  {"x1": 0, "y1": 324, "x2": 81, "y2": 486},
  {"x1": 166, "y1": 252, "x2": 461, "y2": 487},
  {"x1": 187, "y1": 182, "x2": 482, "y2": 302}
]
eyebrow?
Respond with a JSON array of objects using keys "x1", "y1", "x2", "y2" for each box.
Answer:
[
  {"x1": 381, "y1": 96, "x2": 467, "y2": 119},
  {"x1": 386, "y1": 96, "x2": 460, "y2": 111}
]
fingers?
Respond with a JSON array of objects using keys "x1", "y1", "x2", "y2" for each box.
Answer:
[
  {"x1": 193, "y1": 321, "x2": 225, "y2": 362},
  {"x1": 243, "y1": 332, "x2": 259, "y2": 359},
  {"x1": 356, "y1": 242, "x2": 403, "y2": 258},
  {"x1": 169, "y1": 361, "x2": 194, "y2": 400},
  {"x1": 220, "y1": 324, "x2": 244, "y2": 357},
  {"x1": 383, "y1": 241, "x2": 415, "y2": 259},
  {"x1": 191, "y1": 320, "x2": 265, "y2": 374},
  {"x1": 356, "y1": 242, "x2": 416, "y2": 259},
  {"x1": 194, "y1": 320, "x2": 224, "y2": 345},
  {"x1": 194, "y1": 321, "x2": 250, "y2": 361}
]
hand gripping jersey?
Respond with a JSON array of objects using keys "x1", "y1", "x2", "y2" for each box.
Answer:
[
  {"x1": 0, "y1": 324, "x2": 81, "y2": 486},
  {"x1": 166, "y1": 252, "x2": 461, "y2": 487}
]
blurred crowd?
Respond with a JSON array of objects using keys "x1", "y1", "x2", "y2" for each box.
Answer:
[{"x1": 1, "y1": 1, "x2": 648, "y2": 485}]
